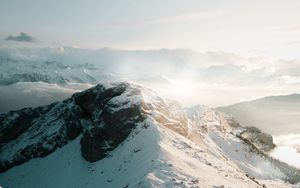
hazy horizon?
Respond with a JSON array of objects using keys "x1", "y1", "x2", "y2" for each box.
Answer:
[{"x1": 1, "y1": 0, "x2": 300, "y2": 58}]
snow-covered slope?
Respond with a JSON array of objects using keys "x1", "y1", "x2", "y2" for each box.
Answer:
[{"x1": 0, "y1": 82, "x2": 299, "y2": 188}]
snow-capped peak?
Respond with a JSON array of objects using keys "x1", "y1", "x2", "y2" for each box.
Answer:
[{"x1": 0, "y1": 82, "x2": 299, "y2": 187}]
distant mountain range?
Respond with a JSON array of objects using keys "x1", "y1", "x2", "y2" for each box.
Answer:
[{"x1": 217, "y1": 94, "x2": 300, "y2": 135}]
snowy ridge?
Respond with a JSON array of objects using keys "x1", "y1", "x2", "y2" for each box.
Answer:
[
  {"x1": 0, "y1": 54, "x2": 119, "y2": 86},
  {"x1": 0, "y1": 82, "x2": 299, "y2": 187}
]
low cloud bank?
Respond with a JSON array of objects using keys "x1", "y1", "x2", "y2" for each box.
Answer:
[{"x1": 271, "y1": 134, "x2": 300, "y2": 169}]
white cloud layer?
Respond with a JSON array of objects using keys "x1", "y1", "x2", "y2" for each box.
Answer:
[
  {"x1": 145, "y1": 11, "x2": 224, "y2": 24},
  {"x1": 0, "y1": 47, "x2": 300, "y2": 108}
]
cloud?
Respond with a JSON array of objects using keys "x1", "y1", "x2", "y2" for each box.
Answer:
[
  {"x1": 145, "y1": 11, "x2": 224, "y2": 24},
  {"x1": 279, "y1": 75, "x2": 300, "y2": 84},
  {"x1": 282, "y1": 41, "x2": 300, "y2": 46},
  {"x1": 6, "y1": 32, "x2": 38, "y2": 42},
  {"x1": 279, "y1": 26, "x2": 300, "y2": 31}
]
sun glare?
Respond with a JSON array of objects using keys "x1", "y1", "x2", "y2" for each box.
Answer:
[{"x1": 164, "y1": 76, "x2": 196, "y2": 97}]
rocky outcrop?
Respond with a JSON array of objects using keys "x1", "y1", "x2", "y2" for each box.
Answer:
[
  {"x1": 76, "y1": 84, "x2": 149, "y2": 162},
  {"x1": 0, "y1": 83, "x2": 140, "y2": 172},
  {"x1": 239, "y1": 126, "x2": 276, "y2": 152},
  {"x1": 0, "y1": 82, "x2": 188, "y2": 172},
  {"x1": 148, "y1": 100, "x2": 188, "y2": 137},
  {"x1": 0, "y1": 99, "x2": 84, "y2": 172},
  {"x1": 0, "y1": 108, "x2": 42, "y2": 147}
]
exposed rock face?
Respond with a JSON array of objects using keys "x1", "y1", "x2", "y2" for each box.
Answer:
[
  {"x1": 0, "y1": 108, "x2": 42, "y2": 147},
  {"x1": 0, "y1": 83, "x2": 137, "y2": 171},
  {"x1": 0, "y1": 82, "x2": 188, "y2": 172},
  {"x1": 0, "y1": 99, "x2": 84, "y2": 172},
  {"x1": 75, "y1": 84, "x2": 149, "y2": 162},
  {"x1": 239, "y1": 126, "x2": 276, "y2": 152},
  {"x1": 148, "y1": 100, "x2": 188, "y2": 137}
]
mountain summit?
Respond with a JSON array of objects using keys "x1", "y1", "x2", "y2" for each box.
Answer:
[{"x1": 0, "y1": 82, "x2": 299, "y2": 187}]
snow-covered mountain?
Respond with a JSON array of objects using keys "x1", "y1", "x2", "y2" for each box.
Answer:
[
  {"x1": 0, "y1": 82, "x2": 299, "y2": 187},
  {"x1": 0, "y1": 55, "x2": 117, "y2": 86},
  {"x1": 0, "y1": 47, "x2": 193, "y2": 86}
]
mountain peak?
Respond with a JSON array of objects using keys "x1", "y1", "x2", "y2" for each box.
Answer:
[
  {"x1": 0, "y1": 82, "x2": 188, "y2": 170},
  {"x1": 0, "y1": 82, "x2": 299, "y2": 187}
]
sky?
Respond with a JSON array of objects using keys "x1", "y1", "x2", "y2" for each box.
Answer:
[
  {"x1": 1, "y1": 0, "x2": 300, "y2": 59},
  {"x1": 1, "y1": 0, "x2": 300, "y2": 108}
]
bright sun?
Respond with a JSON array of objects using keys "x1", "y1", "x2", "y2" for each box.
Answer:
[{"x1": 164, "y1": 76, "x2": 196, "y2": 97}]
